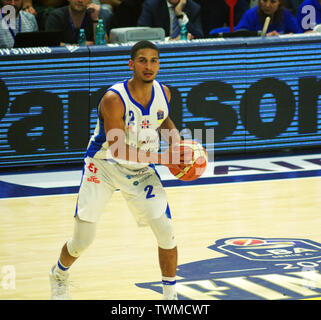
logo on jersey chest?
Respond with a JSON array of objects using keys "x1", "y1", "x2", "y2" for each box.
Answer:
[
  {"x1": 141, "y1": 119, "x2": 150, "y2": 129},
  {"x1": 157, "y1": 110, "x2": 165, "y2": 124}
]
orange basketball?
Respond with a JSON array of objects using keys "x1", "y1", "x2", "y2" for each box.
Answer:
[{"x1": 169, "y1": 140, "x2": 208, "y2": 181}]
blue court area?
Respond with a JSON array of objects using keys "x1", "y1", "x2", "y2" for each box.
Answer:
[{"x1": 1, "y1": 151, "x2": 321, "y2": 199}]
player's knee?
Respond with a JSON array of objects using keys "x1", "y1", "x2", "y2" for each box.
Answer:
[
  {"x1": 66, "y1": 218, "x2": 97, "y2": 258},
  {"x1": 66, "y1": 237, "x2": 92, "y2": 258},
  {"x1": 158, "y1": 231, "x2": 176, "y2": 250},
  {"x1": 149, "y1": 214, "x2": 177, "y2": 250}
]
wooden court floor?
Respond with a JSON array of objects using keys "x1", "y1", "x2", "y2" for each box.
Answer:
[{"x1": 1, "y1": 176, "x2": 321, "y2": 300}]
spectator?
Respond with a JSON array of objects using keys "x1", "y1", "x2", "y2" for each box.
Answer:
[
  {"x1": 110, "y1": 0, "x2": 145, "y2": 29},
  {"x1": 45, "y1": 0, "x2": 108, "y2": 45},
  {"x1": 247, "y1": 0, "x2": 301, "y2": 14},
  {"x1": 284, "y1": 0, "x2": 301, "y2": 15},
  {"x1": 195, "y1": 0, "x2": 250, "y2": 38},
  {"x1": 249, "y1": 0, "x2": 259, "y2": 7},
  {"x1": 22, "y1": 0, "x2": 68, "y2": 31},
  {"x1": 92, "y1": 0, "x2": 118, "y2": 33},
  {"x1": 138, "y1": 0, "x2": 203, "y2": 40},
  {"x1": 235, "y1": 0, "x2": 300, "y2": 35},
  {"x1": 297, "y1": 0, "x2": 321, "y2": 32},
  {"x1": 0, "y1": 0, "x2": 38, "y2": 48}
]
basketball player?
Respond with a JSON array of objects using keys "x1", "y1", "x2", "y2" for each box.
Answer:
[{"x1": 49, "y1": 40, "x2": 192, "y2": 300}]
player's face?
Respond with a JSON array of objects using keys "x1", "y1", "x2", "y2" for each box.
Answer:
[
  {"x1": 129, "y1": 48, "x2": 160, "y2": 83},
  {"x1": 259, "y1": 0, "x2": 280, "y2": 16}
]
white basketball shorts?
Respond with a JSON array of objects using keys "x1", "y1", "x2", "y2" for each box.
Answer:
[{"x1": 75, "y1": 157, "x2": 171, "y2": 225}]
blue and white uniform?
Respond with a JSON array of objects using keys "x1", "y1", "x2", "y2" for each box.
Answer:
[
  {"x1": 75, "y1": 79, "x2": 171, "y2": 226},
  {"x1": 86, "y1": 79, "x2": 169, "y2": 169}
]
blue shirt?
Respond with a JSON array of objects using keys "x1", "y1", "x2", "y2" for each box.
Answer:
[
  {"x1": 297, "y1": 0, "x2": 321, "y2": 32},
  {"x1": 236, "y1": 6, "x2": 300, "y2": 34}
]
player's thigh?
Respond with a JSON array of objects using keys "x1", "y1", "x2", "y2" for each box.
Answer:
[
  {"x1": 122, "y1": 172, "x2": 168, "y2": 225},
  {"x1": 76, "y1": 157, "x2": 115, "y2": 223}
]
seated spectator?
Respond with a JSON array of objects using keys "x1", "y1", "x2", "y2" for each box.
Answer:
[
  {"x1": 0, "y1": 0, "x2": 38, "y2": 48},
  {"x1": 110, "y1": 0, "x2": 145, "y2": 29},
  {"x1": 138, "y1": 0, "x2": 203, "y2": 40},
  {"x1": 297, "y1": 0, "x2": 321, "y2": 32},
  {"x1": 91, "y1": 0, "x2": 117, "y2": 32},
  {"x1": 249, "y1": 0, "x2": 259, "y2": 7},
  {"x1": 195, "y1": 0, "x2": 250, "y2": 38},
  {"x1": 284, "y1": 0, "x2": 301, "y2": 16},
  {"x1": 22, "y1": 0, "x2": 68, "y2": 31},
  {"x1": 45, "y1": 0, "x2": 108, "y2": 45},
  {"x1": 247, "y1": 0, "x2": 301, "y2": 14},
  {"x1": 235, "y1": 0, "x2": 300, "y2": 35}
]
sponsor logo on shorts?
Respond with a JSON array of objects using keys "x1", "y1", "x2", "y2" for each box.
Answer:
[
  {"x1": 88, "y1": 163, "x2": 98, "y2": 174},
  {"x1": 87, "y1": 176, "x2": 100, "y2": 183}
]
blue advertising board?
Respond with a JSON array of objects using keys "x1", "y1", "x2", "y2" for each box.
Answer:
[{"x1": 0, "y1": 35, "x2": 321, "y2": 167}]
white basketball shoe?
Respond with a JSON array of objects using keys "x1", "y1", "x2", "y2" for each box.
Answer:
[
  {"x1": 49, "y1": 266, "x2": 71, "y2": 300},
  {"x1": 163, "y1": 292, "x2": 178, "y2": 300}
]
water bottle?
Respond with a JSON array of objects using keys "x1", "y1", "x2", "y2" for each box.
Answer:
[
  {"x1": 95, "y1": 19, "x2": 106, "y2": 45},
  {"x1": 78, "y1": 28, "x2": 86, "y2": 46},
  {"x1": 180, "y1": 23, "x2": 188, "y2": 41}
]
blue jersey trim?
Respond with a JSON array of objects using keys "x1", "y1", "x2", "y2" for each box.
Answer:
[
  {"x1": 124, "y1": 79, "x2": 155, "y2": 116},
  {"x1": 108, "y1": 87, "x2": 127, "y2": 121},
  {"x1": 74, "y1": 160, "x2": 86, "y2": 218},
  {"x1": 156, "y1": 80, "x2": 170, "y2": 114},
  {"x1": 165, "y1": 203, "x2": 172, "y2": 219},
  {"x1": 149, "y1": 163, "x2": 172, "y2": 219},
  {"x1": 85, "y1": 86, "x2": 127, "y2": 158},
  {"x1": 85, "y1": 120, "x2": 106, "y2": 158}
]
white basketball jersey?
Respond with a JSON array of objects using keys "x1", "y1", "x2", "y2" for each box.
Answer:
[{"x1": 85, "y1": 79, "x2": 170, "y2": 169}]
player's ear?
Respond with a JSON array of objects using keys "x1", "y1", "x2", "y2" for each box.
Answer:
[{"x1": 128, "y1": 59, "x2": 134, "y2": 70}]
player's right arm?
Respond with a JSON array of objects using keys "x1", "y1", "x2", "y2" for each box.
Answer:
[{"x1": 99, "y1": 90, "x2": 186, "y2": 166}]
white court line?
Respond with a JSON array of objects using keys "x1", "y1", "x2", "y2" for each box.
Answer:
[
  {"x1": 1, "y1": 152, "x2": 321, "y2": 188},
  {"x1": 210, "y1": 267, "x2": 267, "y2": 274},
  {"x1": 1, "y1": 175, "x2": 321, "y2": 201}
]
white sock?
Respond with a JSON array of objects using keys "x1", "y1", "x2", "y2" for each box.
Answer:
[
  {"x1": 54, "y1": 259, "x2": 69, "y2": 276},
  {"x1": 162, "y1": 276, "x2": 176, "y2": 297}
]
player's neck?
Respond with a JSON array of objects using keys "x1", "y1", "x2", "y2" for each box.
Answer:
[
  {"x1": 128, "y1": 78, "x2": 153, "y2": 94},
  {"x1": 127, "y1": 78, "x2": 154, "y2": 107}
]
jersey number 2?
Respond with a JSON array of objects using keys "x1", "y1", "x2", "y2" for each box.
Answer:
[{"x1": 144, "y1": 185, "x2": 155, "y2": 199}]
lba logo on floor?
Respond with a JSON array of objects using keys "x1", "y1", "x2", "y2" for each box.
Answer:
[{"x1": 136, "y1": 237, "x2": 321, "y2": 300}]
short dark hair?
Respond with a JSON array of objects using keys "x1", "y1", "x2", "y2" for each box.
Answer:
[{"x1": 130, "y1": 40, "x2": 160, "y2": 60}]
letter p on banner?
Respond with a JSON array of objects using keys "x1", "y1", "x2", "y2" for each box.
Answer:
[
  {"x1": 1, "y1": 265, "x2": 16, "y2": 290},
  {"x1": 1, "y1": 5, "x2": 16, "y2": 30}
]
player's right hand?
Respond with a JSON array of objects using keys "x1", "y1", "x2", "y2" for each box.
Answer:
[{"x1": 161, "y1": 143, "x2": 193, "y2": 168}]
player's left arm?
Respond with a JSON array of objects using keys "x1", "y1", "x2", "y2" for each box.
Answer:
[
  {"x1": 158, "y1": 84, "x2": 193, "y2": 167},
  {"x1": 158, "y1": 84, "x2": 181, "y2": 146}
]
